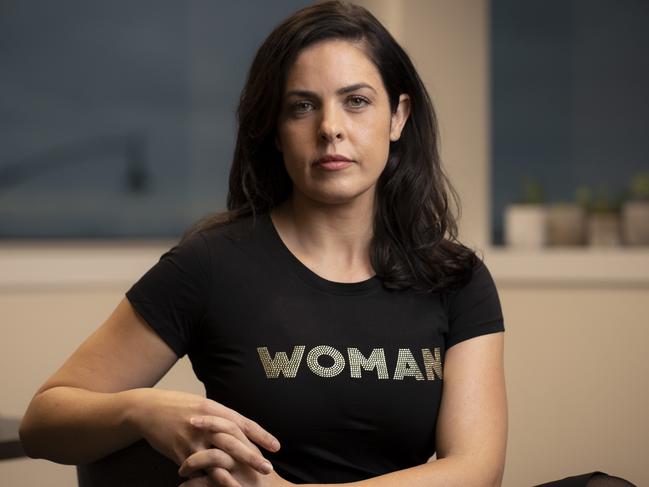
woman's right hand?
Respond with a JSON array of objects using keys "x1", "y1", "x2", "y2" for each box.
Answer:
[{"x1": 127, "y1": 388, "x2": 280, "y2": 478}]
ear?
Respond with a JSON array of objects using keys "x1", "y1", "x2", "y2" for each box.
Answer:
[{"x1": 389, "y1": 94, "x2": 411, "y2": 142}]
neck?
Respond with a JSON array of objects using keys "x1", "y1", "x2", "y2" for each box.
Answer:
[{"x1": 270, "y1": 190, "x2": 376, "y2": 277}]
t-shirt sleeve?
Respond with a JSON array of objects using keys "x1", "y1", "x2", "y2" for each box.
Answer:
[
  {"x1": 125, "y1": 232, "x2": 211, "y2": 358},
  {"x1": 444, "y1": 258, "x2": 505, "y2": 350}
]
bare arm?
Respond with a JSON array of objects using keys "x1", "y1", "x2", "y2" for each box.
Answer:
[
  {"x1": 20, "y1": 294, "x2": 282, "y2": 485},
  {"x1": 300, "y1": 332, "x2": 508, "y2": 487},
  {"x1": 19, "y1": 297, "x2": 179, "y2": 463}
]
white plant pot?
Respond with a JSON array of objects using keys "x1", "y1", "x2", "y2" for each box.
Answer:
[
  {"x1": 622, "y1": 201, "x2": 649, "y2": 245},
  {"x1": 587, "y1": 213, "x2": 621, "y2": 247},
  {"x1": 547, "y1": 204, "x2": 586, "y2": 246},
  {"x1": 505, "y1": 204, "x2": 547, "y2": 248}
]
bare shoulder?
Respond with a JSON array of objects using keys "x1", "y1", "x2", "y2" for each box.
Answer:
[{"x1": 36, "y1": 296, "x2": 179, "y2": 395}]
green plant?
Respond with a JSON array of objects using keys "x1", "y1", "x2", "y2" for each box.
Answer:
[
  {"x1": 591, "y1": 186, "x2": 623, "y2": 214},
  {"x1": 576, "y1": 185, "x2": 623, "y2": 213},
  {"x1": 629, "y1": 171, "x2": 649, "y2": 201},
  {"x1": 519, "y1": 177, "x2": 544, "y2": 204},
  {"x1": 575, "y1": 186, "x2": 591, "y2": 209}
]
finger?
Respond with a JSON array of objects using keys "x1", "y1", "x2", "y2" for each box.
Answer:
[
  {"x1": 192, "y1": 411, "x2": 281, "y2": 452},
  {"x1": 235, "y1": 414, "x2": 282, "y2": 452},
  {"x1": 205, "y1": 466, "x2": 247, "y2": 487},
  {"x1": 178, "y1": 448, "x2": 234, "y2": 478},
  {"x1": 188, "y1": 417, "x2": 274, "y2": 473},
  {"x1": 207, "y1": 433, "x2": 274, "y2": 474},
  {"x1": 191, "y1": 416, "x2": 258, "y2": 453}
]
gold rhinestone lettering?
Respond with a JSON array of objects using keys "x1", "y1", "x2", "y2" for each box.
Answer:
[
  {"x1": 393, "y1": 348, "x2": 425, "y2": 380},
  {"x1": 256, "y1": 346, "x2": 305, "y2": 378},
  {"x1": 347, "y1": 347, "x2": 389, "y2": 379},
  {"x1": 422, "y1": 347, "x2": 443, "y2": 380},
  {"x1": 306, "y1": 345, "x2": 345, "y2": 378}
]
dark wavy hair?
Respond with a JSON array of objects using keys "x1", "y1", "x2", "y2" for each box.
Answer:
[{"x1": 180, "y1": 0, "x2": 479, "y2": 293}]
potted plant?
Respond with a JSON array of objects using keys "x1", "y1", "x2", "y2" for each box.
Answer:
[
  {"x1": 622, "y1": 171, "x2": 649, "y2": 246},
  {"x1": 586, "y1": 186, "x2": 623, "y2": 247},
  {"x1": 546, "y1": 187, "x2": 587, "y2": 246},
  {"x1": 504, "y1": 177, "x2": 547, "y2": 248}
]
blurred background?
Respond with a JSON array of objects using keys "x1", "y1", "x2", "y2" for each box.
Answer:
[{"x1": 1, "y1": 0, "x2": 647, "y2": 486}]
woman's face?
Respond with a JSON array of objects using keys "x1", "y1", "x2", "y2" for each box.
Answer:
[{"x1": 275, "y1": 39, "x2": 410, "y2": 208}]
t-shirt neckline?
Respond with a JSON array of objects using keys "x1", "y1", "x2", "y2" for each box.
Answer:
[{"x1": 260, "y1": 211, "x2": 383, "y2": 296}]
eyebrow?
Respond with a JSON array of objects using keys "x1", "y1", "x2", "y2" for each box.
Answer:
[{"x1": 284, "y1": 83, "x2": 377, "y2": 99}]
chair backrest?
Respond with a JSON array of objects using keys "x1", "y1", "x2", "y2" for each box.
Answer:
[
  {"x1": 536, "y1": 471, "x2": 637, "y2": 487},
  {"x1": 586, "y1": 474, "x2": 637, "y2": 487},
  {"x1": 76, "y1": 439, "x2": 184, "y2": 487}
]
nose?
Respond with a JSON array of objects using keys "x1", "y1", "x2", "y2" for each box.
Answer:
[{"x1": 318, "y1": 104, "x2": 344, "y2": 142}]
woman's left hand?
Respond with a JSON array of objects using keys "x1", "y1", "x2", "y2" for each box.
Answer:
[{"x1": 178, "y1": 449, "x2": 292, "y2": 487}]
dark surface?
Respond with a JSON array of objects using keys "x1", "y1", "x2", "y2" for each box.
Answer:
[
  {"x1": 490, "y1": 0, "x2": 649, "y2": 245},
  {"x1": 0, "y1": 416, "x2": 182, "y2": 484},
  {"x1": 76, "y1": 439, "x2": 183, "y2": 487},
  {"x1": 0, "y1": 1, "x2": 312, "y2": 239},
  {"x1": 0, "y1": 417, "x2": 25, "y2": 460},
  {"x1": 536, "y1": 471, "x2": 637, "y2": 487}
]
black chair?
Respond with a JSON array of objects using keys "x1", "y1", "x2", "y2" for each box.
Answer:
[
  {"x1": 76, "y1": 439, "x2": 184, "y2": 487},
  {"x1": 535, "y1": 471, "x2": 637, "y2": 487}
]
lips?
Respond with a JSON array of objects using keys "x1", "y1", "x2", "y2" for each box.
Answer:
[{"x1": 313, "y1": 154, "x2": 353, "y2": 165}]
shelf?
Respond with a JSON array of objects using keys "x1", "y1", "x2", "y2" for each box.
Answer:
[
  {"x1": 484, "y1": 246, "x2": 649, "y2": 286},
  {"x1": 0, "y1": 240, "x2": 175, "y2": 289},
  {"x1": 1, "y1": 241, "x2": 648, "y2": 290}
]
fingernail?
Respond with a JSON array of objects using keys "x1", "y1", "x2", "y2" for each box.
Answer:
[
  {"x1": 259, "y1": 461, "x2": 273, "y2": 474},
  {"x1": 272, "y1": 439, "x2": 281, "y2": 450},
  {"x1": 189, "y1": 417, "x2": 201, "y2": 426}
]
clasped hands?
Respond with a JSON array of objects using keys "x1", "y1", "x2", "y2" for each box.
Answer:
[
  {"x1": 131, "y1": 389, "x2": 292, "y2": 487},
  {"x1": 177, "y1": 415, "x2": 289, "y2": 487}
]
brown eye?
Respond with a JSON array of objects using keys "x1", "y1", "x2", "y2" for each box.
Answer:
[
  {"x1": 292, "y1": 101, "x2": 315, "y2": 113},
  {"x1": 347, "y1": 95, "x2": 370, "y2": 108}
]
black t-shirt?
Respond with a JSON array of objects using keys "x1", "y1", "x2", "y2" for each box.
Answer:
[{"x1": 125, "y1": 212, "x2": 505, "y2": 484}]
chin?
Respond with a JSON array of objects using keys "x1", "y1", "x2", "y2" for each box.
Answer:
[{"x1": 304, "y1": 184, "x2": 375, "y2": 207}]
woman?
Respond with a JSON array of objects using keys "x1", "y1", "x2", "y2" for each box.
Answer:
[{"x1": 20, "y1": 2, "x2": 507, "y2": 486}]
